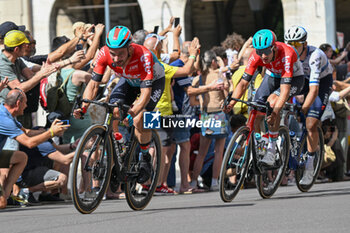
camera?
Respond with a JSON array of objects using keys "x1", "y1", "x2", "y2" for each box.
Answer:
[
  {"x1": 76, "y1": 44, "x2": 83, "y2": 51},
  {"x1": 174, "y1": 17, "x2": 180, "y2": 27},
  {"x1": 153, "y1": 26, "x2": 159, "y2": 34},
  {"x1": 60, "y1": 120, "x2": 69, "y2": 125}
]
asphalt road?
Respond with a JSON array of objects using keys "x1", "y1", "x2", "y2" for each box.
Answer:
[{"x1": 1, "y1": 181, "x2": 349, "y2": 233}]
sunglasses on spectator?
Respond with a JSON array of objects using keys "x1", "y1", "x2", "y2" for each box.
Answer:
[
  {"x1": 287, "y1": 41, "x2": 304, "y2": 47},
  {"x1": 14, "y1": 87, "x2": 24, "y2": 103},
  {"x1": 256, "y1": 46, "x2": 273, "y2": 56}
]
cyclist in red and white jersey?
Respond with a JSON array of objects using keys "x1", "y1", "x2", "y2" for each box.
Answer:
[
  {"x1": 74, "y1": 26, "x2": 165, "y2": 184},
  {"x1": 225, "y1": 29, "x2": 305, "y2": 166}
]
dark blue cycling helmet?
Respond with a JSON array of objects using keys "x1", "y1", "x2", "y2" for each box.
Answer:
[
  {"x1": 106, "y1": 26, "x2": 132, "y2": 49},
  {"x1": 252, "y1": 29, "x2": 277, "y2": 49}
]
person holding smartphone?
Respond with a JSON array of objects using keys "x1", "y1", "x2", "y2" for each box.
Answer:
[{"x1": 157, "y1": 17, "x2": 181, "y2": 64}]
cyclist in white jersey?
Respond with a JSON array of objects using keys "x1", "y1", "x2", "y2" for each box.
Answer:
[{"x1": 284, "y1": 26, "x2": 333, "y2": 185}]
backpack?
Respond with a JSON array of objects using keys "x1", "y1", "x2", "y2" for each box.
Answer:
[{"x1": 39, "y1": 70, "x2": 75, "y2": 117}]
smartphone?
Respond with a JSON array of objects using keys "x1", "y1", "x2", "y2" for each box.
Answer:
[
  {"x1": 61, "y1": 120, "x2": 69, "y2": 125},
  {"x1": 91, "y1": 27, "x2": 95, "y2": 33},
  {"x1": 153, "y1": 25, "x2": 159, "y2": 34},
  {"x1": 76, "y1": 44, "x2": 83, "y2": 51},
  {"x1": 174, "y1": 17, "x2": 180, "y2": 27}
]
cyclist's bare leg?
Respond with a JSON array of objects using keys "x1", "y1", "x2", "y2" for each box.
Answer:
[
  {"x1": 254, "y1": 115, "x2": 264, "y2": 134},
  {"x1": 305, "y1": 117, "x2": 319, "y2": 153},
  {"x1": 133, "y1": 109, "x2": 152, "y2": 145},
  {"x1": 112, "y1": 107, "x2": 120, "y2": 132}
]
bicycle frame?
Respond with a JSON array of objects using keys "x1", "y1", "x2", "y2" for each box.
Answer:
[
  {"x1": 280, "y1": 103, "x2": 307, "y2": 169},
  {"x1": 246, "y1": 109, "x2": 269, "y2": 174}
]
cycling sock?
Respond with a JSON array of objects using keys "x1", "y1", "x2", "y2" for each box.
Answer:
[
  {"x1": 268, "y1": 131, "x2": 278, "y2": 142},
  {"x1": 140, "y1": 141, "x2": 151, "y2": 154},
  {"x1": 307, "y1": 151, "x2": 316, "y2": 157}
]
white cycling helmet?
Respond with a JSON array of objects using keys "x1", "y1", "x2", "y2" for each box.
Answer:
[{"x1": 284, "y1": 25, "x2": 307, "y2": 42}]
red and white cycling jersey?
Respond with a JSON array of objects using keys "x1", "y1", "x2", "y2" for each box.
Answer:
[
  {"x1": 92, "y1": 43, "x2": 164, "y2": 88},
  {"x1": 245, "y1": 42, "x2": 299, "y2": 80}
]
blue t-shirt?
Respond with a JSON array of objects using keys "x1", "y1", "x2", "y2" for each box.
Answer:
[
  {"x1": 170, "y1": 59, "x2": 192, "y2": 114},
  {"x1": 0, "y1": 104, "x2": 23, "y2": 152}
]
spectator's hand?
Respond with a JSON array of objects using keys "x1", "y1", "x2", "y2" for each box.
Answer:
[
  {"x1": 70, "y1": 50, "x2": 85, "y2": 63},
  {"x1": 83, "y1": 25, "x2": 94, "y2": 40},
  {"x1": 208, "y1": 79, "x2": 224, "y2": 91},
  {"x1": 94, "y1": 24, "x2": 105, "y2": 36},
  {"x1": 0, "y1": 76, "x2": 9, "y2": 92},
  {"x1": 38, "y1": 61, "x2": 59, "y2": 78},
  {"x1": 230, "y1": 60, "x2": 240, "y2": 70},
  {"x1": 73, "y1": 108, "x2": 85, "y2": 119},
  {"x1": 50, "y1": 119, "x2": 69, "y2": 136},
  {"x1": 188, "y1": 37, "x2": 200, "y2": 57},
  {"x1": 341, "y1": 50, "x2": 348, "y2": 58},
  {"x1": 75, "y1": 26, "x2": 85, "y2": 39},
  {"x1": 165, "y1": 17, "x2": 175, "y2": 32},
  {"x1": 173, "y1": 25, "x2": 182, "y2": 38},
  {"x1": 216, "y1": 56, "x2": 225, "y2": 68}
]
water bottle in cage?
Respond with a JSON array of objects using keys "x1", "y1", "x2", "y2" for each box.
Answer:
[
  {"x1": 289, "y1": 131, "x2": 298, "y2": 157},
  {"x1": 114, "y1": 132, "x2": 126, "y2": 156},
  {"x1": 255, "y1": 133, "x2": 263, "y2": 155}
]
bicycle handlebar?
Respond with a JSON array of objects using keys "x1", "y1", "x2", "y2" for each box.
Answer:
[
  {"x1": 283, "y1": 102, "x2": 302, "y2": 113},
  {"x1": 72, "y1": 95, "x2": 130, "y2": 120},
  {"x1": 224, "y1": 92, "x2": 272, "y2": 115}
]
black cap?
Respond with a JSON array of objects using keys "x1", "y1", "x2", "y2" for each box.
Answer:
[
  {"x1": 0, "y1": 21, "x2": 26, "y2": 39},
  {"x1": 51, "y1": 36, "x2": 70, "y2": 52}
]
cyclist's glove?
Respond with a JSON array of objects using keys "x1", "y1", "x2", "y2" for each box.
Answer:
[{"x1": 126, "y1": 114, "x2": 133, "y2": 126}]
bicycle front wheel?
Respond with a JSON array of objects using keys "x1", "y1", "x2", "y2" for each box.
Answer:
[
  {"x1": 295, "y1": 126, "x2": 324, "y2": 192},
  {"x1": 256, "y1": 125, "x2": 290, "y2": 198},
  {"x1": 219, "y1": 126, "x2": 251, "y2": 202},
  {"x1": 125, "y1": 129, "x2": 161, "y2": 210},
  {"x1": 70, "y1": 125, "x2": 113, "y2": 214}
]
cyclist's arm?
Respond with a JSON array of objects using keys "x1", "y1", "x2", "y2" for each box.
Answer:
[
  {"x1": 81, "y1": 79, "x2": 100, "y2": 109},
  {"x1": 228, "y1": 73, "x2": 250, "y2": 106},
  {"x1": 273, "y1": 83, "x2": 290, "y2": 115},
  {"x1": 130, "y1": 87, "x2": 152, "y2": 117},
  {"x1": 302, "y1": 52, "x2": 322, "y2": 113}
]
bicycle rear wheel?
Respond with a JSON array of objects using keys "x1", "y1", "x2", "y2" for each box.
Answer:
[
  {"x1": 70, "y1": 125, "x2": 113, "y2": 214},
  {"x1": 256, "y1": 126, "x2": 290, "y2": 198},
  {"x1": 295, "y1": 126, "x2": 324, "y2": 192},
  {"x1": 125, "y1": 130, "x2": 161, "y2": 210},
  {"x1": 219, "y1": 126, "x2": 251, "y2": 202}
]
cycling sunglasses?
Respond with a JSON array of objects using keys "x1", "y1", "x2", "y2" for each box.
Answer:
[
  {"x1": 256, "y1": 46, "x2": 273, "y2": 56},
  {"x1": 287, "y1": 41, "x2": 304, "y2": 47}
]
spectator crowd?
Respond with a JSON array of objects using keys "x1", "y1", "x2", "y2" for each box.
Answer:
[{"x1": 1, "y1": 17, "x2": 350, "y2": 210}]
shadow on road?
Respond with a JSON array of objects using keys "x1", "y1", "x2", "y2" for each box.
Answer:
[{"x1": 271, "y1": 187, "x2": 350, "y2": 201}]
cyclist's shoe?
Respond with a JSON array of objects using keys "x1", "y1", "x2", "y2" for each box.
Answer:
[
  {"x1": 299, "y1": 155, "x2": 315, "y2": 185},
  {"x1": 260, "y1": 147, "x2": 276, "y2": 166},
  {"x1": 137, "y1": 152, "x2": 152, "y2": 184},
  {"x1": 18, "y1": 189, "x2": 40, "y2": 206}
]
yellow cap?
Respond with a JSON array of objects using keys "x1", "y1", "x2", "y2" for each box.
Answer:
[{"x1": 4, "y1": 30, "x2": 29, "y2": 47}]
